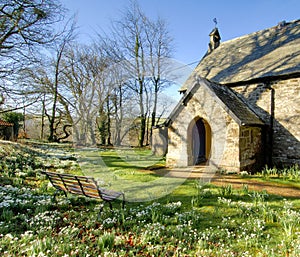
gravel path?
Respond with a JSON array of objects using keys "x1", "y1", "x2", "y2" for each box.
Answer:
[
  {"x1": 153, "y1": 166, "x2": 300, "y2": 198},
  {"x1": 211, "y1": 174, "x2": 300, "y2": 198}
]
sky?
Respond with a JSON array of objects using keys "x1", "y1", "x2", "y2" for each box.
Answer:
[{"x1": 61, "y1": 0, "x2": 300, "y2": 66}]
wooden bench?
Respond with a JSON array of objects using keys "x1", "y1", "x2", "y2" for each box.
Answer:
[{"x1": 41, "y1": 171, "x2": 125, "y2": 213}]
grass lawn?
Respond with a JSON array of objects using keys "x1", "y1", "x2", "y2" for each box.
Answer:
[{"x1": 0, "y1": 140, "x2": 300, "y2": 256}]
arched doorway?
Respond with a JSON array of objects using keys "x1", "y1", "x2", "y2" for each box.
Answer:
[{"x1": 188, "y1": 118, "x2": 211, "y2": 165}]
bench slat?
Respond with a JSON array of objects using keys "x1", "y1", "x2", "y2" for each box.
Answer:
[{"x1": 41, "y1": 171, "x2": 125, "y2": 208}]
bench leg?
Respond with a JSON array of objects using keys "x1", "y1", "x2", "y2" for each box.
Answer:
[
  {"x1": 97, "y1": 201, "x2": 114, "y2": 219},
  {"x1": 53, "y1": 189, "x2": 67, "y2": 202},
  {"x1": 121, "y1": 194, "x2": 125, "y2": 209},
  {"x1": 97, "y1": 198, "x2": 125, "y2": 219},
  {"x1": 97, "y1": 203, "x2": 105, "y2": 219},
  {"x1": 108, "y1": 201, "x2": 113, "y2": 210}
]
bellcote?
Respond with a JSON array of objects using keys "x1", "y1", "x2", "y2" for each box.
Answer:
[{"x1": 208, "y1": 27, "x2": 221, "y2": 52}]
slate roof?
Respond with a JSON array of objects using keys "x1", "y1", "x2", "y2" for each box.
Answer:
[
  {"x1": 180, "y1": 19, "x2": 300, "y2": 91},
  {"x1": 206, "y1": 80, "x2": 264, "y2": 126},
  {"x1": 166, "y1": 77, "x2": 264, "y2": 127},
  {"x1": 0, "y1": 119, "x2": 13, "y2": 127}
]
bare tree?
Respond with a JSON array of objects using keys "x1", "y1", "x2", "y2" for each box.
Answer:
[
  {"x1": 97, "y1": 1, "x2": 173, "y2": 147},
  {"x1": 144, "y1": 17, "x2": 173, "y2": 140},
  {"x1": 22, "y1": 19, "x2": 76, "y2": 142},
  {"x1": 15, "y1": 17, "x2": 77, "y2": 142},
  {"x1": 0, "y1": 0, "x2": 64, "y2": 81},
  {"x1": 109, "y1": 66, "x2": 128, "y2": 146},
  {"x1": 0, "y1": 0, "x2": 65, "y2": 122},
  {"x1": 46, "y1": 19, "x2": 76, "y2": 142},
  {"x1": 60, "y1": 44, "x2": 110, "y2": 146}
]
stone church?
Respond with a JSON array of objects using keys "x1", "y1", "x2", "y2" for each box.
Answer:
[{"x1": 153, "y1": 19, "x2": 300, "y2": 172}]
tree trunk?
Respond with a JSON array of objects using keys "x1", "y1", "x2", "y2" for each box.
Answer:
[
  {"x1": 138, "y1": 77, "x2": 146, "y2": 147},
  {"x1": 106, "y1": 98, "x2": 112, "y2": 145},
  {"x1": 48, "y1": 45, "x2": 64, "y2": 142},
  {"x1": 113, "y1": 85, "x2": 123, "y2": 146},
  {"x1": 114, "y1": 97, "x2": 121, "y2": 146},
  {"x1": 139, "y1": 114, "x2": 146, "y2": 147},
  {"x1": 48, "y1": 85, "x2": 57, "y2": 142},
  {"x1": 150, "y1": 81, "x2": 159, "y2": 143},
  {"x1": 97, "y1": 103, "x2": 107, "y2": 145},
  {"x1": 40, "y1": 94, "x2": 46, "y2": 140},
  {"x1": 87, "y1": 120, "x2": 96, "y2": 146}
]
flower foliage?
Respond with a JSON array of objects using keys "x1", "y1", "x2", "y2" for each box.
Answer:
[
  {"x1": 0, "y1": 142, "x2": 300, "y2": 256},
  {"x1": 1, "y1": 181, "x2": 300, "y2": 256}
]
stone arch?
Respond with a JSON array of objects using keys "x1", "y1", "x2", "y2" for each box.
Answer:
[{"x1": 187, "y1": 117, "x2": 211, "y2": 165}]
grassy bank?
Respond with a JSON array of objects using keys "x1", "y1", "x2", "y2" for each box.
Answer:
[{"x1": 0, "y1": 141, "x2": 300, "y2": 256}]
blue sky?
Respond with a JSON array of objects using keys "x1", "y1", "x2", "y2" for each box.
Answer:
[{"x1": 61, "y1": 0, "x2": 300, "y2": 66}]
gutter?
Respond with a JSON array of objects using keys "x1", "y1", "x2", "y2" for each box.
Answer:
[{"x1": 224, "y1": 72, "x2": 300, "y2": 88}]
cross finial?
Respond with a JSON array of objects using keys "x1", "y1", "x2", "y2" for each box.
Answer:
[{"x1": 213, "y1": 18, "x2": 218, "y2": 28}]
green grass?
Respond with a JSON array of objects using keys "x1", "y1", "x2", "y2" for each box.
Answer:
[
  {"x1": 1, "y1": 141, "x2": 300, "y2": 256},
  {"x1": 260, "y1": 164, "x2": 300, "y2": 181},
  {"x1": 249, "y1": 176, "x2": 300, "y2": 191}
]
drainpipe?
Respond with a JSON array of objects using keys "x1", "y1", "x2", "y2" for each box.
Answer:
[{"x1": 266, "y1": 82, "x2": 274, "y2": 167}]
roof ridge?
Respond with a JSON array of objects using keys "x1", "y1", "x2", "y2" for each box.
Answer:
[{"x1": 219, "y1": 18, "x2": 300, "y2": 46}]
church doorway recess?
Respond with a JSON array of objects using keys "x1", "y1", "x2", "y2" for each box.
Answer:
[{"x1": 188, "y1": 117, "x2": 211, "y2": 165}]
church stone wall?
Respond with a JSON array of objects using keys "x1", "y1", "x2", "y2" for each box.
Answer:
[
  {"x1": 166, "y1": 82, "x2": 241, "y2": 170},
  {"x1": 166, "y1": 119, "x2": 189, "y2": 167},
  {"x1": 218, "y1": 118, "x2": 241, "y2": 171},
  {"x1": 232, "y1": 77, "x2": 300, "y2": 166},
  {"x1": 239, "y1": 126, "x2": 264, "y2": 171},
  {"x1": 152, "y1": 126, "x2": 168, "y2": 156}
]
